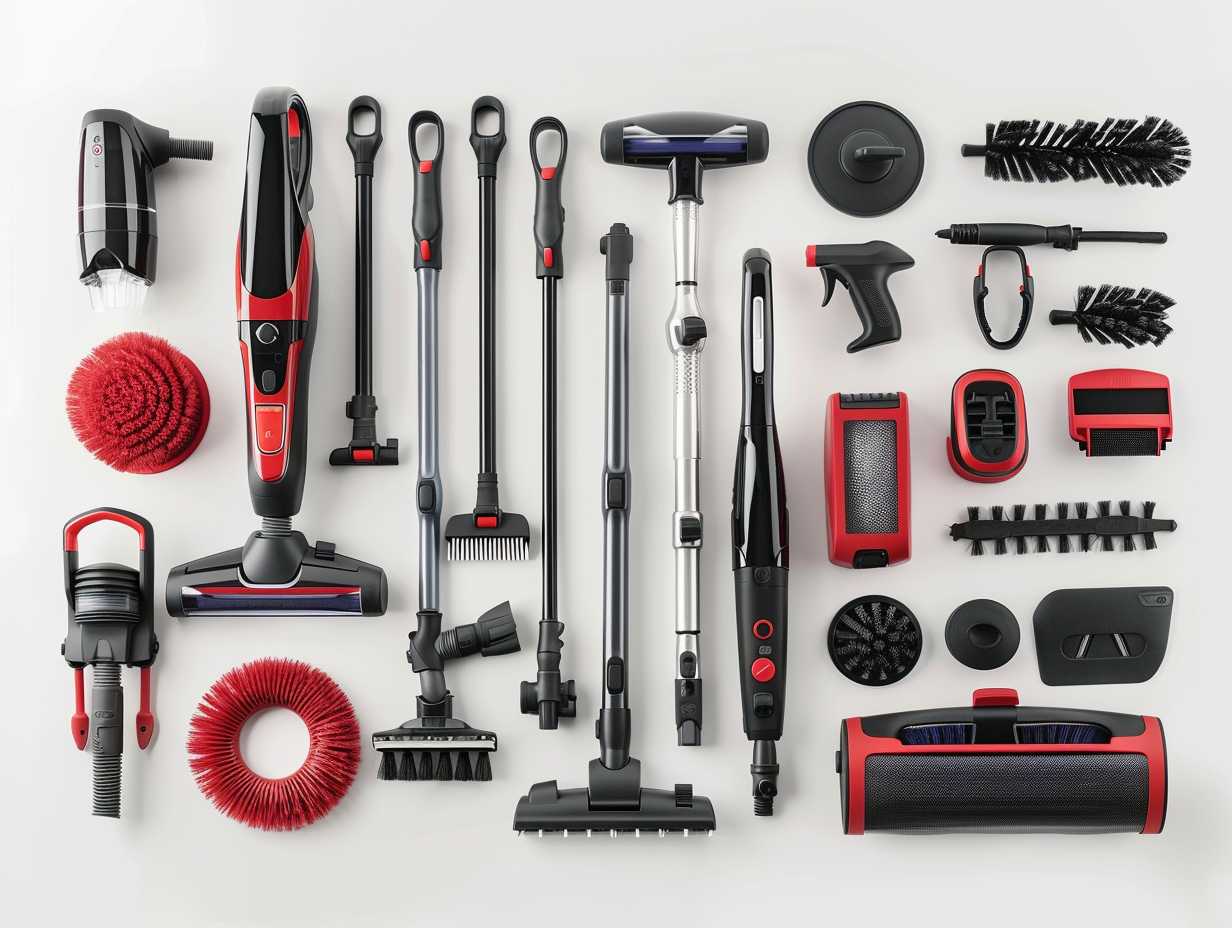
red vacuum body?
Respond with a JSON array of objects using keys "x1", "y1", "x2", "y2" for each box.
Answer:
[
  {"x1": 837, "y1": 688, "x2": 1167, "y2": 835},
  {"x1": 947, "y1": 369, "x2": 1027, "y2": 483},
  {"x1": 824, "y1": 392, "x2": 910, "y2": 568}
]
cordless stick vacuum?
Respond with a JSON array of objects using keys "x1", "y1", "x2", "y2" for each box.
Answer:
[
  {"x1": 514, "y1": 223, "x2": 717, "y2": 835},
  {"x1": 446, "y1": 96, "x2": 531, "y2": 561},
  {"x1": 600, "y1": 112, "x2": 769, "y2": 746},
  {"x1": 372, "y1": 111, "x2": 521, "y2": 783},
  {"x1": 520, "y1": 117, "x2": 577, "y2": 729},
  {"x1": 731, "y1": 250, "x2": 789, "y2": 816},
  {"x1": 166, "y1": 88, "x2": 387, "y2": 617}
]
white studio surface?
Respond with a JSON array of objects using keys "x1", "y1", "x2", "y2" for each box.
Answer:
[{"x1": 3, "y1": 1, "x2": 1229, "y2": 925}]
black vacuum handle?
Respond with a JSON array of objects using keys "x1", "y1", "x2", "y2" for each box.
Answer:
[
  {"x1": 531, "y1": 116, "x2": 566, "y2": 279},
  {"x1": 734, "y1": 566, "x2": 787, "y2": 741},
  {"x1": 410, "y1": 110, "x2": 444, "y2": 270},
  {"x1": 470, "y1": 96, "x2": 506, "y2": 177},
  {"x1": 346, "y1": 96, "x2": 382, "y2": 176}
]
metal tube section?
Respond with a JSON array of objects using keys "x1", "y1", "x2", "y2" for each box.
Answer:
[
  {"x1": 478, "y1": 176, "x2": 497, "y2": 475},
  {"x1": 602, "y1": 285, "x2": 630, "y2": 723},
  {"x1": 355, "y1": 173, "x2": 373, "y2": 395},
  {"x1": 668, "y1": 199, "x2": 704, "y2": 745},
  {"x1": 417, "y1": 267, "x2": 441, "y2": 612},
  {"x1": 542, "y1": 280, "x2": 558, "y2": 623}
]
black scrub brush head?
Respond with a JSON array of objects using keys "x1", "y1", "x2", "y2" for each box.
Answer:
[
  {"x1": 828, "y1": 596, "x2": 922, "y2": 686},
  {"x1": 961, "y1": 116, "x2": 1190, "y2": 186},
  {"x1": 1049, "y1": 285, "x2": 1176, "y2": 347}
]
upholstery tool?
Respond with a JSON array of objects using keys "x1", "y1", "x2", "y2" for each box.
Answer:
[
  {"x1": 945, "y1": 599, "x2": 1019, "y2": 670},
  {"x1": 805, "y1": 242, "x2": 914, "y2": 352},
  {"x1": 513, "y1": 223, "x2": 717, "y2": 836},
  {"x1": 731, "y1": 249, "x2": 789, "y2": 816},
  {"x1": 1050, "y1": 285, "x2": 1176, "y2": 348},
  {"x1": 960, "y1": 116, "x2": 1190, "y2": 186},
  {"x1": 521, "y1": 117, "x2": 577, "y2": 730},
  {"x1": 165, "y1": 88, "x2": 387, "y2": 618},
  {"x1": 824, "y1": 392, "x2": 910, "y2": 568},
  {"x1": 1034, "y1": 587, "x2": 1172, "y2": 686},
  {"x1": 329, "y1": 95, "x2": 398, "y2": 466},
  {"x1": 951, "y1": 501, "x2": 1177, "y2": 555},
  {"x1": 373, "y1": 111, "x2": 521, "y2": 784},
  {"x1": 947, "y1": 370, "x2": 1027, "y2": 483},
  {"x1": 1068, "y1": 368, "x2": 1172, "y2": 456},
  {"x1": 77, "y1": 109, "x2": 213, "y2": 311},
  {"x1": 837, "y1": 688, "x2": 1167, "y2": 835},
  {"x1": 446, "y1": 96, "x2": 530, "y2": 561},
  {"x1": 187, "y1": 658, "x2": 359, "y2": 830},
  {"x1": 66, "y1": 331, "x2": 210, "y2": 474},
  {"x1": 828, "y1": 595, "x2": 920, "y2": 687},
  {"x1": 807, "y1": 101, "x2": 924, "y2": 216},
  {"x1": 61, "y1": 508, "x2": 158, "y2": 818},
  {"x1": 936, "y1": 222, "x2": 1166, "y2": 250},
  {"x1": 601, "y1": 111, "x2": 769, "y2": 747},
  {"x1": 971, "y1": 245, "x2": 1033, "y2": 349}
]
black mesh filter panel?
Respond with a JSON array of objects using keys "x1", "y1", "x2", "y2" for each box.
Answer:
[
  {"x1": 843, "y1": 420, "x2": 898, "y2": 533},
  {"x1": 863, "y1": 752, "x2": 1149, "y2": 833},
  {"x1": 1088, "y1": 429, "x2": 1159, "y2": 456}
]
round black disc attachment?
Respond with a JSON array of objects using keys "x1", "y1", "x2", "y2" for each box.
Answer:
[
  {"x1": 808, "y1": 101, "x2": 924, "y2": 217},
  {"x1": 945, "y1": 599, "x2": 1020, "y2": 670},
  {"x1": 827, "y1": 595, "x2": 922, "y2": 686}
]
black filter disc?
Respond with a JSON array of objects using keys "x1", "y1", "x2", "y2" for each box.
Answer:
[
  {"x1": 945, "y1": 599, "x2": 1020, "y2": 670},
  {"x1": 828, "y1": 595, "x2": 922, "y2": 686},
  {"x1": 808, "y1": 101, "x2": 924, "y2": 217}
]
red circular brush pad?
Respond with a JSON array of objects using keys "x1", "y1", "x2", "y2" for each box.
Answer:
[
  {"x1": 187, "y1": 659, "x2": 360, "y2": 831},
  {"x1": 66, "y1": 331, "x2": 210, "y2": 474}
]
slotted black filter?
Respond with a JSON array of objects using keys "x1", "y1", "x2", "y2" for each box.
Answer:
[
  {"x1": 842, "y1": 420, "x2": 898, "y2": 533},
  {"x1": 828, "y1": 595, "x2": 921, "y2": 686},
  {"x1": 863, "y1": 752, "x2": 1149, "y2": 833}
]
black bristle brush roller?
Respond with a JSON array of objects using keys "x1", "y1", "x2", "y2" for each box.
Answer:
[
  {"x1": 951, "y1": 501, "x2": 1177, "y2": 556},
  {"x1": 961, "y1": 116, "x2": 1190, "y2": 187},
  {"x1": 1050, "y1": 286, "x2": 1176, "y2": 348}
]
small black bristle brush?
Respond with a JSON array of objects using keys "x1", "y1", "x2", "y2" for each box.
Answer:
[
  {"x1": 961, "y1": 117, "x2": 1191, "y2": 187},
  {"x1": 1049, "y1": 285, "x2": 1176, "y2": 348},
  {"x1": 951, "y1": 501, "x2": 1177, "y2": 556}
]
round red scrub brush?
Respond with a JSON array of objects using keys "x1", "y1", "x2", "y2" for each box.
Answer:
[
  {"x1": 66, "y1": 331, "x2": 210, "y2": 473},
  {"x1": 187, "y1": 659, "x2": 361, "y2": 831}
]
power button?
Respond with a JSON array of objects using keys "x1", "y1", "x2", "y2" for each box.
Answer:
[
  {"x1": 750, "y1": 657, "x2": 776, "y2": 683},
  {"x1": 752, "y1": 619, "x2": 774, "y2": 640}
]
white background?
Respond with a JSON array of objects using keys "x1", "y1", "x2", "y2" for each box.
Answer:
[{"x1": 4, "y1": 1, "x2": 1229, "y2": 924}]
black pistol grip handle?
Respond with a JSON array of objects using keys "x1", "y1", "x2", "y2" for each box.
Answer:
[
  {"x1": 530, "y1": 116, "x2": 566, "y2": 278},
  {"x1": 409, "y1": 110, "x2": 444, "y2": 269},
  {"x1": 345, "y1": 95, "x2": 382, "y2": 176},
  {"x1": 735, "y1": 566, "x2": 788, "y2": 742},
  {"x1": 469, "y1": 95, "x2": 506, "y2": 178},
  {"x1": 841, "y1": 262, "x2": 903, "y2": 352}
]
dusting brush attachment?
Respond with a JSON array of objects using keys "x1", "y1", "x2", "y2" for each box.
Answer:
[
  {"x1": 961, "y1": 116, "x2": 1190, "y2": 187},
  {"x1": 66, "y1": 332, "x2": 210, "y2": 474},
  {"x1": 1049, "y1": 286, "x2": 1176, "y2": 348},
  {"x1": 951, "y1": 501, "x2": 1177, "y2": 555},
  {"x1": 445, "y1": 505, "x2": 530, "y2": 561},
  {"x1": 827, "y1": 595, "x2": 922, "y2": 687}
]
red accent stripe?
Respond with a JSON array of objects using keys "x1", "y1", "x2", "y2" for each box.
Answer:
[
  {"x1": 136, "y1": 666, "x2": 153, "y2": 750},
  {"x1": 543, "y1": 247, "x2": 554, "y2": 269},
  {"x1": 64, "y1": 510, "x2": 147, "y2": 551},
  {"x1": 72, "y1": 668, "x2": 88, "y2": 750},
  {"x1": 419, "y1": 160, "x2": 433, "y2": 174},
  {"x1": 804, "y1": 244, "x2": 818, "y2": 267},
  {"x1": 419, "y1": 240, "x2": 431, "y2": 261},
  {"x1": 287, "y1": 107, "x2": 301, "y2": 138},
  {"x1": 541, "y1": 166, "x2": 556, "y2": 180}
]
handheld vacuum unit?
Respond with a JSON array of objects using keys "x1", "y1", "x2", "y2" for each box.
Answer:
[
  {"x1": 78, "y1": 109, "x2": 213, "y2": 311},
  {"x1": 837, "y1": 688, "x2": 1166, "y2": 834}
]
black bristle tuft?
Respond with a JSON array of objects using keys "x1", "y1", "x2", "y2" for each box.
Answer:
[
  {"x1": 1123, "y1": 533, "x2": 1136, "y2": 552},
  {"x1": 1144, "y1": 533, "x2": 1158, "y2": 551},
  {"x1": 398, "y1": 750, "x2": 417, "y2": 781},
  {"x1": 1143, "y1": 501, "x2": 1156, "y2": 519},
  {"x1": 971, "y1": 539, "x2": 984, "y2": 556},
  {"x1": 1119, "y1": 500, "x2": 1131, "y2": 516},
  {"x1": 1013, "y1": 504, "x2": 1026, "y2": 521},
  {"x1": 435, "y1": 752, "x2": 453, "y2": 781},
  {"x1": 1050, "y1": 285, "x2": 1176, "y2": 348},
  {"x1": 991, "y1": 505, "x2": 1004, "y2": 521},
  {"x1": 455, "y1": 751, "x2": 473, "y2": 782},
  {"x1": 418, "y1": 752, "x2": 434, "y2": 780},
  {"x1": 968, "y1": 506, "x2": 981, "y2": 522},
  {"x1": 379, "y1": 750, "x2": 397, "y2": 781},
  {"x1": 970, "y1": 116, "x2": 1190, "y2": 187},
  {"x1": 1102, "y1": 534, "x2": 1115, "y2": 552},
  {"x1": 1016, "y1": 535, "x2": 1028, "y2": 555},
  {"x1": 475, "y1": 752, "x2": 492, "y2": 781},
  {"x1": 994, "y1": 537, "x2": 1007, "y2": 555}
]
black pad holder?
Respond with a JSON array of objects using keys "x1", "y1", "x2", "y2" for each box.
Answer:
[
  {"x1": 808, "y1": 101, "x2": 924, "y2": 217},
  {"x1": 1033, "y1": 586, "x2": 1172, "y2": 685}
]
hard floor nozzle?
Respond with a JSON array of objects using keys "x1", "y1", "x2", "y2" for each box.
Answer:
[{"x1": 514, "y1": 758, "x2": 715, "y2": 836}]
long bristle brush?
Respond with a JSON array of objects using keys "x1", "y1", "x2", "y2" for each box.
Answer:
[
  {"x1": 1049, "y1": 285, "x2": 1176, "y2": 347},
  {"x1": 951, "y1": 501, "x2": 1177, "y2": 555},
  {"x1": 961, "y1": 116, "x2": 1190, "y2": 187}
]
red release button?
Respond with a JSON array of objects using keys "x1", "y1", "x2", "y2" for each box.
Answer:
[
  {"x1": 750, "y1": 657, "x2": 776, "y2": 683},
  {"x1": 752, "y1": 619, "x2": 774, "y2": 640},
  {"x1": 543, "y1": 247, "x2": 554, "y2": 268},
  {"x1": 254, "y1": 404, "x2": 285, "y2": 454},
  {"x1": 420, "y1": 240, "x2": 432, "y2": 261}
]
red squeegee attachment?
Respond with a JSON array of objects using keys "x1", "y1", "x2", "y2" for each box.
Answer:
[{"x1": 1068, "y1": 368, "x2": 1172, "y2": 457}]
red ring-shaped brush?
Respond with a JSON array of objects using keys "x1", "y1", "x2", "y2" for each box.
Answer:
[
  {"x1": 66, "y1": 331, "x2": 210, "y2": 474},
  {"x1": 187, "y1": 659, "x2": 360, "y2": 831}
]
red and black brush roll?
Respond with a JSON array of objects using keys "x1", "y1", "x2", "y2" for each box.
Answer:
[
  {"x1": 838, "y1": 688, "x2": 1166, "y2": 835},
  {"x1": 236, "y1": 88, "x2": 316, "y2": 519}
]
